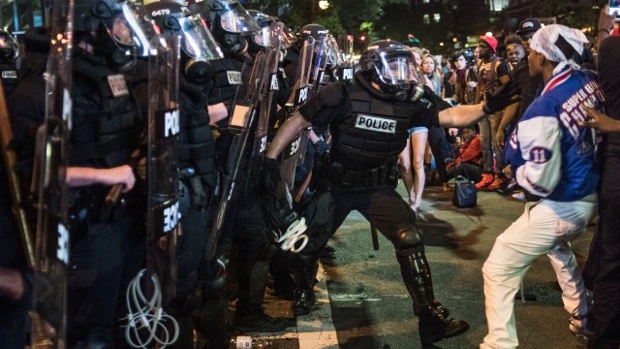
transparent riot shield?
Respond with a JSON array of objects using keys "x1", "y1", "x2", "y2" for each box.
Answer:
[
  {"x1": 146, "y1": 34, "x2": 181, "y2": 307},
  {"x1": 29, "y1": 1, "x2": 73, "y2": 348},
  {"x1": 285, "y1": 36, "x2": 314, "y2": 109},
  {"x1": 279, "y1": 36, "x2": 314, "y2": 190},
  {"x1": 337, "y1": 34, "x2": 355, "y2": 83},
  {"x1": 253, "y1": 21, "x2": 284, "y2": 158},
  {"x1": 205, "y1": 43, "x2": 271, "y2": 260},
  {"x1": 122, "y1": 34, "x2": 182, "y2": 349}
]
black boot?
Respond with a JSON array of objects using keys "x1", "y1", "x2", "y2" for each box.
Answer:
[
  {"x1": 396, "y1": 246, "x2": 470, "y2": 346},
  {"x1": 291, "y1": 254, "x2": 319, "y2": 316}
]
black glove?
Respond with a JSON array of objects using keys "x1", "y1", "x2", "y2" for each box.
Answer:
[
  {"x1": 313, "y1": 139, "x2": 330, "y2": 154},
  {"x1": 261, "y1": 157, "x2": 281, "y2": 194},
  {"x1": 483, "y1": 79, "x2": 521, "y2": 114}
]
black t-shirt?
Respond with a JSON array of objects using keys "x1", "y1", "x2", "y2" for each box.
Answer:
[
  {"x1": 598, "y1": 37, "x2": 620, "y2": 154},
  {"x1": 298, "y1": 81, "x2": 448, "y2": 129},
  {"x1": 512, "y1": 57, "x2": 543, "y2": 123}
]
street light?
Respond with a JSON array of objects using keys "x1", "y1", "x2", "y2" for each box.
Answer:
[{"x1": 318, "y1": 0, "x2": 330, "y2": 10}]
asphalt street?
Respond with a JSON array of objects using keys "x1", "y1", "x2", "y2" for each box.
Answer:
[{"x1": 238, "y1": 183, "x2": 594, "y2": 349}]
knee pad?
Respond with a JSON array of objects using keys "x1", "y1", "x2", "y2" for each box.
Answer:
[{"x1": 393, "y1": 225, "x2": 423, "y2": 252}]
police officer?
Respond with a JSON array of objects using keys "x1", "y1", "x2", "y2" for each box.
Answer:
[
  {"x1": 9, "y1": 1, "x2": 158, "y2": 347},
  {"x1": 262, "y1": 40, "x2": 519, "y2": 347},
  {"x1": 191, "y1": 0, "x2": 290, "y2": 337},
  {"x1": 144, "y1": 1, "x2": 225, "y2": 347}
]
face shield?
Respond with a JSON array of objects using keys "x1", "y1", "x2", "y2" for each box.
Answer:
[
  {"x1": 178, "y1": 14, "x2": 224, "y2": 61},
  {"x1": 376, "y1": 53, "x2": 415, "y2": 86},
  {"x1": 216, "y1": 3, "x2": 260, "y2": 34},
  {"x1": 100, "y1": 1, "x2": 159, "y2": 57},
  {"x1": 0, "y1": 33, "x2": 18, "y2": 62}
]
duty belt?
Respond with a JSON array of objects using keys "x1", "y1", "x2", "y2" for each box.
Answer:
[{"x1": 330, "y1": 162, "x2": 397, "y2": 188}]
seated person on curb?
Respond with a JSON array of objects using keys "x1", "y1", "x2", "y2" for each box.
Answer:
[{"x1": 446, "y1": 126, "x2": 483, "y2": 183}]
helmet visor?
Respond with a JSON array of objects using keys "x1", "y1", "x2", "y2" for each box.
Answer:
[
  {"x1": 378, "y1": 54, "x2": 415, "y2": 85},
  {"x1": 104, "y1": 1, "x2": 159, "y2": 57},
  {"x1": 218, "y1": 6, "x2": 260, "y2": 34},
  {"x1": 179, "y1": 14, "x2": 224, "y2": 60},
  {"x1": 325, "y1": 34, "x2": 344, "y2": 68}
]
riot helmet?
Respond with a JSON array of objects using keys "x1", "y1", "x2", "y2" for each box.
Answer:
[
  {"x1": 246, "y1": 9, "x2": 275, "y2": 53},
  {"x1": 191, "y1": 0, "x2": 260, "y2": 56},
  {"x1": 297, "y1": 23, "x2": 328, "y2": 46},
  {"x1": 0, "y1": 30, "x2": 19, "y2": 63},
  {"x1": 359, "y1": 39, "x2": 422, "y2": 100},
  {"x1": 74, "y1": 0, "x2": 159, "y2": 71},
  {"x1": 296, "y1": 24, "x2": 330, "y2": 86},
  {"x1": 146, "y1": 1, "x2": 224, "y2": 84}
]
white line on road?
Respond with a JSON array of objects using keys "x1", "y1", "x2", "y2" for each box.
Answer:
[{"x1": 297, "y1": 262, "x2": 340, "y2": 349}]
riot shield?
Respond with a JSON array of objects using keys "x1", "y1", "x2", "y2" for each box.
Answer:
[
  {"x1": 122, "y1": 34, "x2": 182, "y2": 348},
  {"x1": 205, "y1": 44, "x2": 272, "y2": 260},
  {"x1": 30, "y1": 0, "x2": 74, "y2": 347},
  {"x1": 279, "y1": 36, "x2": 314, "y2": 190},
  {"x1": 337, "y1": 34, "x2": 354, "y2": 83},
  {"x1": 146, "y1": 34, "x2": 181, "y2": 307},
  {"x1": 253, "y1": 21, "x2": 284, "y2": 158}
]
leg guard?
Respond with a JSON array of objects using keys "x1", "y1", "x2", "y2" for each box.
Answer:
[
  {"x1": 395, "y1": 244, "x2": 470, "y2": 345},
  {"x1": 395, "y1": 245, "x2": 445, "y2": 318}
]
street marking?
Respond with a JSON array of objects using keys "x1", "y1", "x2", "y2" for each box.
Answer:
[{"x1": 297, "y1": 263, "x2": 339, "y2": 349}]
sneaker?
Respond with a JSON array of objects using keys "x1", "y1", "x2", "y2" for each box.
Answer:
[
  {"x1": 511, "y1": 191, "x2": 526, "y2": 201},
  {"x1": 496, "y1": 178, "x2": 517, "y2": 195},
  {"x1": 475, "y1": 173, "x2": 495, "y2": 189},
  {"x1": 442, "y1": 182, "x2": 451, "y2": 192},
  {"x1": 486, "y1": 176, "x2": 505, "y2": 191}
]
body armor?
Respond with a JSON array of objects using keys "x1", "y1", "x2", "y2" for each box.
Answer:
[
  {"x1": 334, "y1": 83, "x2": 413, "y2": 170},
  {"x1": 179, "y1": 77, "x2": 217, "y2": 189},
  {"x1": 208, "y1": 57, "x2": 244, "y2": 104},
  {"x1": 70, "y1": 54, "x2": 142, "y2": 168}
]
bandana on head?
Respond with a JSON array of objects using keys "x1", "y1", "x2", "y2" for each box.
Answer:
[{"x1": 530, "y1": 24, "x2": 588, "y2": 74}]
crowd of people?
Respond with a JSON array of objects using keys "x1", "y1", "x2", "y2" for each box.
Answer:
[{"x1": 0, "y1": 1, "x2": 619, "y2": 349}]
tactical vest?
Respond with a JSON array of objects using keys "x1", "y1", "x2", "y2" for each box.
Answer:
[
  {"x1": 178, "y1": 78, "x2": 217, "y2": 189},
  {"x1": 70, "y1": 56, "x2": 142, "y2": 168},
  {"x1": 208, "y1": 57, "x2": 244, "y2": 104},
  {"x1": 334, "y1": 84, "x2": 413, "y2": 170}
]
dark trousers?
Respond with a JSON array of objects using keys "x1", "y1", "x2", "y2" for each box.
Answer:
[
  {"x1": 585, "y1": 152, "x2": 620, "y2": 348},
  {"x1": 303, "y1": 186, "x2": 417, "y2": 255}
]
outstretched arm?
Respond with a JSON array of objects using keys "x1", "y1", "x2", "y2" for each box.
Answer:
[{"x1": 437, "y1": 103, "x2": 488, "y2": 128}]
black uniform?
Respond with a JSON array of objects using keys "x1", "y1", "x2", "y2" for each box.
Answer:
[
  {"x1": 287, "y1": 74, "x2": 468, "y2": 346},
  {"x1": 10, "y1": 47, "x2": 146, "y2": 347}
]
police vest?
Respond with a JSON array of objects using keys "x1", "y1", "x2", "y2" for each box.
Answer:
[
  {"x1": 335, "y1": 83, "x2": 413, "y2": 169},
  {"x1": 0, "y1": 62, "x2": 18, "y2": 96},
  {"x1": 70, "y1": 56, "x2": 142, "y2": 168},
  {"x1": 178, "y1": 78, "x2": 217, "y2": 188},
  {"x1": 208, "y1": 57, "x2": 244, "y2": 104}
]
